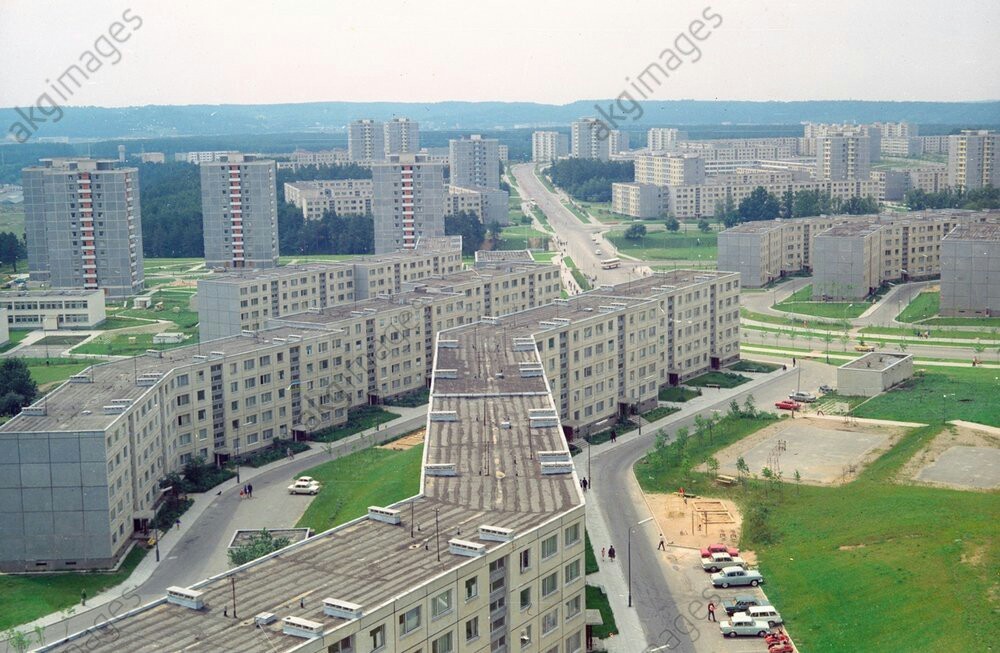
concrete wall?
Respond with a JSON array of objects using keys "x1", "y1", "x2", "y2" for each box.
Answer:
[
  {"x1": 837, "y1": 353, "x2": 913, "y2": 397},
  {"x1": 940, "y1": 236, "x2": 1000, "y2": 316}
]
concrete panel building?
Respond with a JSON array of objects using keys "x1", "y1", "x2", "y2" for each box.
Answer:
[
  {"x1": 285, "y1": 149, "x2": 350, "y2": 169},
  {"x1": 838, "y1": 352, "x2": 913, "y2": 397},
  {"x1": 948, "y1": 129, "x2": 999, "y2": 190},
  {"x1": 571, "y1": 118, "x2": 610, "y2": 161},
  {"x1": 611, "y1": 182, "x2": 664, "y2": 218},
  {"x1": 531, "y1": 131, "x2": 569, "y2": 163},
  {"x1": 674, "y1": 141, "x2": 797, "y2": 176},
  {"x1": 647, "y1": 127, "x2": 687, "y2": 151},
  {"x1": 940, "y1": 222, "x2": 1000, "y2": 317},
  {"x1": 348, "y1": 119, "x2": 385, "y2": 163},
  {"x1": 201, "y1": 153, "x2": 279, "y2": 270},
  {"x1": 633, "y1": 152, "x2": 705, "y2": 187},
  {"x1": 23, "y1": 158, "x2": 144, "y2": 299},
  {"x1": 383, "y1": 117, "x2": 420, "y2": 156},
  {"x1": 283, "y1": 179, "x2": 373, "y2": 219},
  {"x1": 447, "y1": 185, "x2": 510, "y2": 225},
  {"x1": 497, "y1": 144, "x2": 509, "y2": 162},
  {"x1": 0, "y1": 289, "x2": 106, "y2": 330},
  {"x1": 608, "y1": 130, "x2": 630, "y2": 154},
  {"x1": 666, "y1": 177, "x2": 880, "y2": 219},
  {"x1": 373, "y1": 153, "x2": 446, "y2": 254},
  {"x1": 811, "y1": 221, "x2": 884, "y2": 299},
  {"x1": 815, "y1": 131, "x2": 872, "y2": 181},
  {"x1": 449, "y1": 135, "x2": 500, "y2": 190}
]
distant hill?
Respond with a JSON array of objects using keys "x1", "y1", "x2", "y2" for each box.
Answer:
[{"x1": 3, "y1": 100, "x2": 999, "y2": 140}]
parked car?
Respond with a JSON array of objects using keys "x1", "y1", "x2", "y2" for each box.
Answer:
[
  {"x1": 818, "y1": 384, "x2": 835, "y2": 393},
  {"x1": 718, "y1": 613, "x2": 770, "y2": 638},
  {"x1": 788, "y1": 391, "x2": 817, "y2": 403},
  {"x1": 701, "y1": 551, "x2": 747, "y2": 572},
  {"x1": 722, "y1": 594, "x2": 770, "y2": 616},
  {"x1": 711, "y1": 566, "x2": 763, "y2": 588},
  {"x1": 595, "y1": 249, "x2": 603, "y2": 256},
  {"x1": 744, "y1": 604, "x2": 783, "y2": 627},
  {"x1": 287, "y1": 476, "x2": 321, "y2": 495},
  {"x1": 774, "y1": 400, "x2": 801, "y2": 411},
  {"x1": 854, "y1": 342, "x2": 876, "y2": 352},
  {"x1": 700, "y1": 542, "x2": 739, "y2": 558}
]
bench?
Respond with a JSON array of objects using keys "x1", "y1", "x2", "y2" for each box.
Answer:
[
  {"x1": 715, "y1": 475, "x2": 737, "y2": 486},
  {"x1": 706, "y1": 383, "x2": 721, "y2": 390}
]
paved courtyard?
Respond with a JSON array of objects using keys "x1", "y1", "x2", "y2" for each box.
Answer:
[
  {"x1": 715, "y1": 420, "x2": 895, "y2": 484},
  {"x1": 916, "y1": 446, "x2": 1000, "y2": 489}
]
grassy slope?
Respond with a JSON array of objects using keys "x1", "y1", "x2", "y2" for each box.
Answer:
[
  {"x1": 606, "y1": 230, "x2": 717, "y2": 261},
  {"x1": 853, "y1": 367, "x2": 1000, "y2": 427},
  {"x1": 296, "y1": 445, "x2": 423, "y2": 534},
  {"x1": 774, "y1": 285, "x2": 869, "y2": 319}
]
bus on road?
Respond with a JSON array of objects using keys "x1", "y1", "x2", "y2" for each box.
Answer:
[{"x1": 600, "y1": 258, "x2": 621, "y2": 269}]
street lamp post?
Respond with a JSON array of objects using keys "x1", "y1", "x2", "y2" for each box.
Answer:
[{"x1": 628, "y1": 517, "x2": 654, "y2": 607}]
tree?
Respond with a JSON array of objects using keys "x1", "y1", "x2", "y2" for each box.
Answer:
[
  {"x1": 697, "y1": 218, "x2": 711, "y2": 233},
  {"x1": 693, "y1": 414, "x2": 708, "y2": 443},
  {"x1": 780, "y1": 189, "x2": 794, "y2": 219},
  {"x1": 793, "y1": 469, "x2": 802, "y2": 494},
  {"x1": 822, "y1": 333, "x2": 833, "y2": 363},
  {"x1": 0, "y1": 358, "x2": 38, "y2": 417},
  {"x1": 227, "y1": 529, "x2": 292, "y2": 567},
  {"x1": 0, "y1": 231, "x2": 24, "y2": 272},
  {"x1": 735, "y1": 457, "x2": 750, "y2": 484},
  {"x1": 706, "y1": 456, "x2": 720, "y2": 478},
  {"x1": 742, "y1": 394, "x2": 757, "y2": 418},
  {"x1": 728, "y1": 398, "x2": 742, "y2": 419},
  {"x1": 444, "y1": 211, "x2": 486, "y2": 255},
  {"x1": 715, "y1": 196, "x2": 739, "y2": 228},
  {"x1": 665, "y1": 216, "x2": 680, "y2": 232},
  {"x1": 546, "y1": 159, "x2": 634, "y2": 202},
  {"x1": 624, "y1": 223, "x2": 647, "y2": 240},
  {"x1": 737, "y1": 187, "x2": 781, "y2": 223}
]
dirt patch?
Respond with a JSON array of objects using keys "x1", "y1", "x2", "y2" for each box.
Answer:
[
  {"x1": 960, "y1": 545, "x2": 986, "y2": 566},
  {"x1": 379, "y1": 429, "x2": 425, "y2": 451},
  {"x1": 900, "y1": 423, "x2": 1000, "y2": 491},
  {"x1": 838, "y1": 543, "x2": 866, "y2": 551},
  {"x1": 643, "y1": 492, "x2": 757, "y2": 565}
]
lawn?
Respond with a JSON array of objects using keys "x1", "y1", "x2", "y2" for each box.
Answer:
[
  {"x1": 307, "y1": 405, "x2": 401, "y2": 443},
  {"x1": 685, "y1": 371, "x2": 751, "y2": 388},
  {"x1": 852, "y1": 366, "x2": 1000, "y2": 427},
  {"x1": 95, "y1": 316, "x2": 154, "y2": 331},
  {"x1": 585, "y1": 585, "x2": 619, "y2": 639},
  {"x1": 636, "y1": 414, "x2": 999, "y2": 653},
  {"x1": 531, "y1": 251, "x2": 557, "y2": 263},
  {"x1": 71, "y1": 332, "x2": 193, "y2": 357},
  {"x1": 111, "y1": 290, "x2": 199, "y2": 335},
  {"x1": 0, "y1": 329, "x2": 31, "y2": 353},
  {"x1": 295, "y1": 444, "x2": 424, "y2": 534},
  {"x1": 0, "y1": 202, "x2": 25, "y2": 238},
  {"x1": 774, "y1": 285, "x2": 869, "y2": 319},
  {"x1": 606, "y1": 230, "x2": 717, "y2": 261},
  {"x1": 563, "y1": 256, "x2": 592, "y2": 291},
  {"x1": 729, "y1": 360, "x2": 780, "y2": 373},
  {"x1": 0, "y1": 546, "x2": 146, "y2": 631},
  {"x1": 658, "y1": 386, "x2": 702, "y2": 402},
  {"x1": 896, "y1": 291, "x2": 1000, "y2": 327},
  {"x1": 23, "y1": 357, "x2": 100, "y2": 387},
  {"x1": 562, "y1": 201, "x2": 592, "y2": 224},
  {"x1": 497, "y1": 225, "x2": 550, "y2": 251},
  {"x1": 641, "y1": 405, "x2": 680, "y2": 422}
]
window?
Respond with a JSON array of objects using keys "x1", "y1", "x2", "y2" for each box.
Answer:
[
  {"x1": 566, "y1": 631, "x2": 582, "y2": 653},
  {"x1": 542, "y1": 608, "x2": 559, "y2": 634},
  {"x1": 565, "y1": 594, "x2": 582, "y2": 619},
  {"x1": 465, "y1": 616, "x2": 479, "y2": 642},
  {"x1": 369, "y1": 624, "x2": 385, "y2": 650},
  {"x1": 564, "y1": 559, "x2": 581, "y2": 584},
  {"x1": 541, "y1": 534, "x2": 558, "y2": 559},
  {"x1": 520, "y1": 624, "x2": 532, "y2": 648},
  {"x1": 542, "y1": 572, "x2": 558, "y2": 597},
  {"x1": 519, "y1": 587, "x2": 532, "y2": 610},
  {"x1": 564, "y1": 523, "x2": 581, "y2": 547},
  {"x1": 431, "y1": 631, "x2": 453, "y2": 653},
  {"x1": 519, "y1": 548, "x2": 531, "y2": 572},
  {"x1": 432, "y1": 589, "x2": 453, "y2": 618},
  {"x1": 465, "y1": 576, "x2": 478, "y2": 601},
  {"x1": 399, "y1": 606, "x2": 421, "y2": 635}
]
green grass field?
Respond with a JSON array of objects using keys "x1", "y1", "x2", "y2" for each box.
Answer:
[
  {"x1": 307, "y1": 405, "x2": 401, "y2": 443},
  {"x1": 0, "y1": 546, "x2": 146, "y2": 631},
  {"x1": 0, "y1": 203, "x2": 25, "y2": 238},
  {"x1": 636, "y1": 410, "x2": 999, "y2": 653},
  {"x1": 498, "y1": 225, "x2": 550, "y2": 251},
  {"x1": 658, "y1": 386, "x2": 702, "y2": 402},
  {"x1": 71, "y1": 332, "x2": 193, "y2": 357},
  {"x1": 606, "y1": 230, "x2": 717, "y2": 261},
  {"x1": 0, "y1": 329, "x2": 30, "y2": 353},
  {"x1": 24, "y1": 357, "x2": 100, "y2": 388},
  {"x1": 296, "y1": 444, "x2": 423, "y2": 534},
  {"x1": 585, "y1": 585, "x2": 619, "y2": 638},
  {"x1": 853, "y1": 367, "x2": 1000, "y2": 427},
  {"x1": 896, "y1": 291, "x2": 1000, "y2": 327},
  {"x1": 685, "y1": 371, "x2": 751, "y2": 388},
  {"x1": 774, "y1": 285, "x2": 869, "y2": 319},
  {"x1": 562, "y1": 201, "x2": 592, "y2": 224},
  {"x1": 563, "y1": 256, "x2": 592, "y2": 291}
]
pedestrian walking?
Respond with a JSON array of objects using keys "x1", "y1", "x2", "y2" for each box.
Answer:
[
  {"x1": 175, "y1": 518, "x2": 181, "y2": 530},
  {"x1": 607, "y1": 545, "x2": 616, "y2": 561},
  {"x1": 247, "y1": 483, "x2": 253, "y2": 498},
  {"x1": 582, "y1": 478, "x2": 589, "y2": 491},
  {"x1": 792, "y1": 357, "x2": 796, "y2": 367},
  {"x1": 610, "y1": 430, "x2": 617, "y2": 443},
  {"x1": 601, "y1": 547, "x2": 606, "y2": 561},
  {"x1": 658, "y1": 534, "x2": 665, "y2": 551},
  {"x1": 239, "y1": 487, "x2": 245, "y2": 499},
  {"x1": 707, "y1": 601, "x2": 716, "y2": 622}
]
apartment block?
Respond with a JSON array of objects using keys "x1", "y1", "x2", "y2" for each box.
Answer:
[
  {"x1": 675, "y1": 141, "x2": 798, "y2": 176},
  {"x1": 532, "y1": 131, "x2": 570, "y2": 163},
  {"x1": 571, "y1": 118, "x2": 610, "y2": 161},
  {"x1": 23, "y1": 158, "x2": 144, "y2": 298},
  {"x1": 449, "y1": 135, "x2": 500, "y2": 190},
  {"x1": 447, "y1": 185, "x2": 510, "y2": 225},
  {"x1": 283, "y1": 179, "x2": 373, "y2": 219},
  {"x1": 38, "y1": 291, "x2": 589, "y2": 653},
  {"x1": 940, "y1": 222, "x2": 1000, "y2": 317},
  {"x1": 815, "y1": 131, "x2": 872, "y2": 181},
  {"x1": 383, "y1": 117, "x2": 420, "y2": 156},
  {"x1": 197, "y1": 244, "x2": 465, "y2": 340},
  {"x1": 373, "y1": 153, "x2": 446, "y2": 254},
  {"x1": 498, "y1": 144, "x2": 509, "y2": 162},
  {"x1": 611, "y1": 182, "x2": 664, "y2": 218},
  {"x1": 608, "y1": 130, "x2": 630, "y2": 154},
  {"x1": 948, "y1": 129, "x2": 999, "y2": 190},
  {"x1": 803, "y1": 123, "x2": 880, "y2": 164},
  {"x1": 287, "y1": 149, "x2": 351, "y2": 168},
  {"x1": 0, "y1": 289, "x2": 106, "y2": 329},
  {"x1": 177, "y1": 151, "x2": 234, "y2": 164},
  {"x1": 201, "y1": 153, "x2": 278, "y2": 270},
  {"x1": 138, "y1": 152, "x2": 165, "y2": 164},
  {"x1": 871, "y1": 165, "x2": 948, "y2": 201},
  {"x1": 666, "y1": 177, "x2": 879, "y2": 219},
  {"x1": 348, "y1": 119, "x2": 385, "y2": 163},
  {"x1": 647, "y1": 127, "x2": 687, "y2": 151},
  {"x1": 920, "y1": 135, "x2": 950, "y2": 155},
  {"x1": 633, "y1": 152, "x2": 706, "y2": 187}
]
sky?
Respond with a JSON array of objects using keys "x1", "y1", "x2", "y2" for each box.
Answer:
[{"x1": 1, "y1": 0, "x2": 998, "y2": 107}]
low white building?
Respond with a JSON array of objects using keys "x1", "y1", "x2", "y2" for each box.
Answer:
[
  {"x1": 838, "y1": 352, "x2": 914, "y2": 397},
  {"x1": 0, "y1": 289, "x2": 106, "y2": 330}
]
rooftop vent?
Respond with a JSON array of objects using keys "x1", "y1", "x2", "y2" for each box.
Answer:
[
  {"x1": 144, "y1": 349, "x2": 163, "y2": 358},
  {"x1": 166, "y1": 586, "x2": 204, "y2": 610},
  {"x1": 322, "y1": 598, "x2": 363, "y2": 620},
  {"x1": 429, "y1": 410, "x2": 458, "y2": 422},
  {"x1": 511, "y1": 337, "x2": 535, "y2": 352},
  {"x1": 540, "y1": 461, "x2": 574, "y2": 475},
  {"x1": 438, "y1": 339, "x2": 459, "y2": 349},
  {"x1": 449, "y1": 538, "x2": 487, "y2": 558},
  {"x1": 435, "y1": 369, "x2": 458, "y2": 380},
  {"x1": 478, "y1": 525, "x2": 514, "y2": 543},
  {"x1": 537, "y1": 450, "x2": 572, "y2": 463},
  {"x1": 254, "y1": 612, "x2": 277, "y2": 626},
  {"x1": 367, "y1": 506, "x2": 401, "y2": 525},
  {"x1": 424, "y1": 463, "x2": 458, "y2": 477},
  {"x1": 68, "y1": 374, "x2": 92, "y2": 384},
  {"x1": 20, "y1": 405, "x2": 46, "y2": 417},
  {"x1": 528, "y1": 408, "x2": 559, "y2": 428},
  {"x1": 518, "y1": 363, "x2": 544, "y2": 378},
  {"x1": 282, "y1": 616, "x2": 323, "y2": 639}
]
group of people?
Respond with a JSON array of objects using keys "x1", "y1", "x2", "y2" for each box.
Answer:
[
  {"x1": 239, "y1": 483, "x2": 254, "y2": 499},
  {"x1": 579, "y1": 477, "x2": 590, "y2": 491},
  {"x1": 600, "y1": 545, "x2": 617, "y2": 561}
]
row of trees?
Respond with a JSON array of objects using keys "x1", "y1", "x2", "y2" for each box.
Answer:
[
  {"x1": 545, "y1": 159, "x2": 634, "y2": 202},
  {"x1": 0, "y1": 358, "x2": 38, "y2": 418},
  {"x1": 444, "y1": 211, "x2": 487, "y2": 255},
  {"x1": 904, "y1": 185, "x2": 999, "y2": 211},
  {"x1": 278, "y1": 204, "x2": 374, "y2": 255},
  {"x1": 718, "y1": 187, "x2": 880, "y2": 227}
]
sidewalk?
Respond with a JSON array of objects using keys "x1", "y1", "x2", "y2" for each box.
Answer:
[{"x1": 11, "y1": 405, "x2": 428, "y2": 636}]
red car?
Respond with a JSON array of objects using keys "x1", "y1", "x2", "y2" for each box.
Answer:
[
  {"x1": 774, "y1": 400, "x2": 801, "y2": 411},
  {"x1": 699, "y1": 542, "x2": 739, "y2": 558}
]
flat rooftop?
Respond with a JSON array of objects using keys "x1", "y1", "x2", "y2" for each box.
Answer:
[
  {"x1": 200, "y1": 262, "x2": 353, "y2": 284},
  {"x1": 818, "y1": 221, "x2": 881, "y2": 237},
  {"x1": 840, "y1": 352, "x2": 911, "y2": 371},
  {"x1": 944, "y1": 222, "x2": 1000, "y2": 242},
  {"x1": 474, "y1": 250, "x2": 534, "y2": 264},
  {"x1": 0, "y1": 288, "x2": 103, "y2": 298}
]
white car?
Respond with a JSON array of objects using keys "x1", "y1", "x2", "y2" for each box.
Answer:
[
  {"x1": 788, "y1": 391, "x2": 818, "y2": 403},
  {"x1": 701, "y1": 551, "x2": 747, "y2": 572},
  {"x1": 287, "y1": 476, "x2": 321, "y2": 495},
  {"x1": 718, "y1": 613, "x2": 770, "y2": 638},
  {"x1": 711, "y1": 566, "x2": 763, "y2": 588}
]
